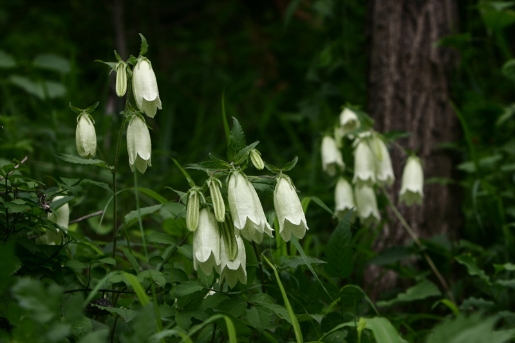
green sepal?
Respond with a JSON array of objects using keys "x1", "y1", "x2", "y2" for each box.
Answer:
[
  {"x1": 94, "y1": 59, "x2": 117, "y2": 70},
  {"x1": 114, "y1": 50, "x2": 122, "y2": 61},
  {"x1": 263, "y1": 156, "x2": 298, "y2": 173},
  {"x1": 69, "y1": 101, "x2": 99, "y2": 115},
  {"x1": 139, "y1": 33, "x2": 148, "y2": 56},
  {"x1": 126, "y1": 55, "x2": 139, "y2": 65},
  {"x1": 221, "y1": 220, "x2": 238, "y2": 261},
  {"x1": 233, "y1": 141, "x2": 260, "y2": 165}
]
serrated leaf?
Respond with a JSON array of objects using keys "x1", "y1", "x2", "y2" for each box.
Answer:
[
  {"x1": 281, "y1": 156, "x2": 298, "y2": 171},
  {"x1": 377, "y1": 279, "x2": 440, "y2": 307},
  {"x1": 3, "y1": 201, "x2": 30, "y2": 213},
  {"x1": 227, "y1": 117, "x2": 246, "y2": 161},
  {"x1": 325, "y1": 215, "x2": 353, "y2": 278},
  {"x1": 96, "y1": 305, "x2": 137, "y2": 322},
  {"x1": 139, "y1": 33, "x2": 148, "y2": 55},
  {"x1": 455, "y1": 254, "x2": 491, "y2": 284},
  {"x1": 138, "y1": 270, "x2": 166, "y2": 288},
  {"x1": 56, "y1": 154, "x2": 108, "y2": 168},
  {"x1": 233, "y1": 141, "x2": 260, "y2": 165},
  {"x1": 172, "y1": 281, "x2": 204, "y2": 298},
  {"x1": 247, "y1": 306, "x2": 272, "y2": 332}
]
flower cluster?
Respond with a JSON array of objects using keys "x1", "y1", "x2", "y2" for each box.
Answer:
[
  {"x1": 322, "y1": 107, "x2": 424, "y2": 225},
  {"x1": 73, "y1": 34, "x2": 161, "y2": 174}
]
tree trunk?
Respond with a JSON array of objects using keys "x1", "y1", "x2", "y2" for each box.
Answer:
[{"x1": 367, "y1": 0, "x2": 460, "y2": 294}]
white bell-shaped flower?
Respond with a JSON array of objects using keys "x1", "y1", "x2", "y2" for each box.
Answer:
[
  {"x1": 132, "y1": 58, "x2": 162, "y2": 118},
  {"x1": 76, "y1": 114, "x2": 97, "y2": 159},
  {"x1": 334, "y1": 178, "x2": 355, "y2": 220},
  {"x1": 227, "y1": 171, "x2": 273, "y2": 243},
  {"x1": 127, "y1": 115, "x2": 152, "y2": 174},
  {"x1": 354, "y1": 185, "x2": 380, "y2": 225},
  {"x1": 193, "y1": 209, "x2": 221, "y2": 276},
  {"x1": 38, "y1": 196, "x2": 70, "y2": 245},
  {"x1": 339, "y1": 108, "x2": 360, "y2": 134},
  {"x1": 371, "y1": 134, "x2": 395, "y2": 186},
  {"x1": 399, "y1": 156, "x2": 424, "y2": 206},
  {"x1": 353, "y1": 135, "x2": 376, "y2": 186},
  {"x1": 321, "y1": 136, "x2": 344, "y2": 176},
  {"x1": 220, "y1": 234, "x2": 247, "y2": 288},
  {"x1": 273, "y1": 175, "x2": 309, "y2": 242}
]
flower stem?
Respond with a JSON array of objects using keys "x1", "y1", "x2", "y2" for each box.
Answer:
[
  {"x1": 111, "y1": 118, "x2": 127, "y2": 259},
  {"x1": 382, "y1": 189, "x2": 455, "y2": 303}
]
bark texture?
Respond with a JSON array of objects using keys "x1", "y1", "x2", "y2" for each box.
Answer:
[{"x1": 367, "y1": 0, "x2": 460, "y2": 292}]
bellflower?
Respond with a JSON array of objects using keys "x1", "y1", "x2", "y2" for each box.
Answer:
[
  {"x1": 38, "y1": 196, "x2": 70, "y2": 245},
  {"x1": 354, "y1": 185, "x2": 380, "y2": 225},
  {"x1": 399, "y1": 156, "x2": 424, "y2": 206},
  {"x1": 127, "y1": 115, "x2": 152, "y2": 174},
  {"x1": 339, "y1": 108, "x2": 360, "y2": 135},
  {"x1": 371, "y1": 134, "x2": 395, "y2": 186},
  {"x1": 132, "y1": 58, "x2": 162, "y2": 118},
  {"x1": 273, "y1": 175, "x2": 309, "y2": 242},
  {"x1": 76, "y1": 114, "x2": 97, "y2": 158},
  {"x1": 193, "y1": 209, "x2": 221, "y2": 275},
  {"x1": 227, "y1": 171, "x2": 273, "y2": 243},
  {"x1": 220, "y1": 234, "x2": 247, "y2": 288},
  {"x1": 321, "y1": 135, "x2": 344, "y2": 176},
  {"x1": 334, "y1": 178, "x2": 355, "y2": 220},
  {"x1": 353, "y1": 134, "x2": 376, "y2": 186}
]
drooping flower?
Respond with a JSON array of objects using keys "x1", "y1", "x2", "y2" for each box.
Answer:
[
  {"x1": 227, "y1": 171, "x2": 273, "y2": 243},
  {"x1": 371, "y1": 134, "x2": 395, "y2": 186},
  {"x1": 76, "y1": 114, "x2": 97, "y2": 159},
  {"x1": 339, "y1": 108, "x2": 360, "y2": 135},
  {"x1": 193, "y1": 208, "x2": 221, "y2": 275},
  {"x1": 207, "y1": 178, "x2": 225, "y2": 223},
  {"x1": 352, "y1": 134, "x2": 376, "y2": 186},
  {"x1": 273, "y1": 175, "x2": 308, "y2": 242},
  {"x1": 334, "y1": 178, "x2": 355, "y2": 220},
  {"x1": 321, "y1": 136, "x2": 344, "y2": 176},
  {"x1": 399, "y1": 156, "x2": 424, "y2": 206},
  {"x1": 127, "y1": 115, "x2": 152, "y2": 174},
  {"x1": 38, "y1": 196, "x2": 70, "y2": 245},
  {"x1": 354, "y1": 185, "x2": 380, "y2": 225},
  {"x1": 249, "y1": 149, "x2": 265, "y2": 170},
  {"x1": 115, "y1": 62, "x2": 127, "y2": 97},
  {"x1": 132, "y1": 58, "x2": 162, "y2": 118},
  {"x1": 219, "y1": 234, "x2": 247, "y2": 288},
  {"x1": 186, "y1": 188, "x2": 200, "y2": 232}
]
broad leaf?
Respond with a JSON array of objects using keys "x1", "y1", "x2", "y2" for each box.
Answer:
[
  {"x1": 377, "y1": 279, "x2": 440, "y2": 307},
  {"x1": 325, "y1": 214, "x2": 353, "y2": 278},
  {"x1": 227, "y1": 117, "x2": 246, "y2": 161}
]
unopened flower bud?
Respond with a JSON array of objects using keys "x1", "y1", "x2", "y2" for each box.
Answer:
[
  {"x1": 250, "y1": 149, "x2": 264, "y2": 170},
  {"x1": 132, "y1": 57, "x2": 162, "y2": 118},
  {"x1": 76, "y1": 114, "x2": 97, "y2": 159},
  {"x1": 186, "y1": 189, "x2": 200, "y2": 232},
  {"x1": 115, "y1": 62, "x2": 127, "y2": 97},
  {"x1": 127, "y1": 115, "x2": 152, "y2": 174},
  {"x1": 207, "y1": 178, "x2": 225, "y2": 222},
  {"x1": 221, "y1": 220, "x2": 238, "y2": 261}
]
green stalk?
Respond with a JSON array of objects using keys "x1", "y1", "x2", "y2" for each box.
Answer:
[{"x1": 133, "y1": 170, "x2": 148, "y2": 260}]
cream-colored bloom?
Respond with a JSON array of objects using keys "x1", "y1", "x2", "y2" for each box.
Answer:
[
  {"x1": 115, "y1": 62, "x2": 127, "y2": 97},
  {"x1": 399, "y1": 156, "x2": 424, "y2": 206},
  {"x1": 227, "y1": 171, "x2": 273, "y2": 243},
  {"x1": 334, "y1": 178, "x2": 355, "y2": 220},
  {"x1": 132, "y1": 58, "x2": 162, "y2": 118},
  {"x1": 273, "y1": 175, "x2": 308, "y2": 241},
  {"x1": 354, "y1": 185, "x2": 380, "y2": 225},
  {"x1": 127, "y1": 115, "x2": 152, "y2": 174},
  {"x1": 76, "y1": 114, "x2": 97, "y2": 158},
  {"x1": 321, "y1": 136, "x2": 344, "y2": 176},
  {"x1": 220, "y1": 234, "x2": 247, "y2": 288},
  {"x1": 353, "y1": 135, "x2": 376, "y2": 186},
  {"x1": 193, "y1": 209, "x2": 221, "y2": 275},
  {"x1": 339, "y1": 108, "x2": 360, "y2": 134},
  {"x1": 371, "y1": 134, "x2": 394, "y2": 186}
]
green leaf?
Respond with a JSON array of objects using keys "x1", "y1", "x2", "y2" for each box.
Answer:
[
  {"x1": 281, "y1": 156, "x2": 298, "y2": 171},
  {"x1": 377, "y1": 279, "x2": 440, "y2": 307},
  {"x1": 233, "y1": 141, "x2": 260, "y2": 165},
  {"x1": 0, "y1": 240, "x2": 21, "y2": 292},
  {"x1": 139, "y1": 33, "x2": 148, "y2": 55},
  {"x1": 427, "y1": 313, "x2": 511, "y2": 343},
  {"x1": 180, "y1": 314, "x2": 237, "y2": 343},
  {"x1": 0, "y1": 50, "x2": 16, "y2": 68},
  {"x1": 123, "y1": 249, "x2": 140, "y2": 272},
  {"x1": 80, "y1": 179, "x2": 112, "y2": 193},
  {"x1": 171, "y1": 281, "x2": 204, "y2": 298},
  {"x1": 340, "y1": 284, "x2": 365, "y2": 308},
  {"x1": 325, "y1": 214, "x2": 353, "y2": 278},
  {"x1": 455, "y1": 254, "x2": 491, "y2": 284},
  {"x1": 12, "y1": 277, "x2": 62, "y2": 324},
  {"x1": 306, "y1": 196, "x2": 335, "y2": 216},
  {"x1": 55, "y1": 154, "x2": 108, "y2": 168},
  {"x1": 94, "y1": 59, "x2": 117, "y2": 70},
  {"x1": 3, "y1": 200, "x2": 30, "y2": 213},
  {"x1": 145, "y1": 231, "x2": 176, "y2": 245},
  {"x1": 96, "y1": 305, "x2": 137, "y2": 322},
  {"x1": 138, "y1": 270, "x2": 166, "y2": 288},
  {"x1": 360, "y1": 317, "x2": 406, "y2": 343},
  {"x1": 227, "y1": 117, "x2": 246, "y2": 162},
  {"x1": 96, "y1": 257, "x2": 116, "y2": 266},
  {"x1": 279, "y1": 255, "x2": 326, "y2": 269},
  {"x1": 123, "y1": 272, "x2": 150, "y2": 306},
  {"x1": 246, "y1": 306, "x2": 272, "y2": 332},
  {"x1": 123, "y1": 204, "x2": 162, "y2": 227},
  {"x1": 76, "y1": 329, "x2": 109, "y2": 343},
  {"x1": 172, "y1": 158, "x2": 196, "y2": 188},
  {"x1": 33, "y1": 53, "x2": 70, "y2": 74}
]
